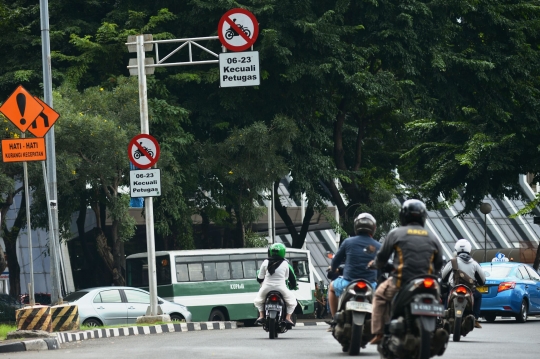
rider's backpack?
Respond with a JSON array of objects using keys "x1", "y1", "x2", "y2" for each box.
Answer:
[{"x1": 451, "y1": 258, "x2": 475, "y2": 289}]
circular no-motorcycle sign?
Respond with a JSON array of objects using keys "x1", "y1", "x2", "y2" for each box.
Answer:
[
  {"x1": 128, "y1": 134, "x2": 160, "y2": 169},
  {"x1": 218, "y1": 8, "x2": 259, "y2": 52}
]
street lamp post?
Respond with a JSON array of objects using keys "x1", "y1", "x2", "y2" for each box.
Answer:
[{"x1": 480, "y1": 203, "x2": 492, "y2": 262}]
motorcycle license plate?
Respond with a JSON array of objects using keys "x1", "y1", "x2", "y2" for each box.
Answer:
[
  {"x1": 345, "y1": 301, "x2": 372, "y2": 312},
  {"x1": 476, "y1": 286, "x2": 488, "y2": 293},
  {"x1": 410, "y1": 303, "x2": 444, "y2": 316},
  {"x1": 266, "y1": 304, "x2": 282, "y2": 311}
]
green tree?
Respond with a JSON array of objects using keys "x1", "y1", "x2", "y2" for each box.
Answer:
[
  {"x1": 397, "y1": 2, "x2": 540, "y2": 210},
  {"x1": 49, "y1": 77, "x2": 140, "y2": 285},
  {"x1": 196, "y1": 116, "x2": 297, "y2": 247},
  {"x1": 1, "y1": 109, "x2": 28, "y2": 296}
]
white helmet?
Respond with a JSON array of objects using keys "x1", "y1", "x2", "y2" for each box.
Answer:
[
  {"x1": 354, "y1": 213, "x2": 377, "y2": 236},
  {"x1": 454, "y1": 239, "x2": 472, "y2": 254}
]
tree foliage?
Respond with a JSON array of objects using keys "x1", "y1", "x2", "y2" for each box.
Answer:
[{"x1": 3, "y1": 0, "x2": 540, "y2": 291}]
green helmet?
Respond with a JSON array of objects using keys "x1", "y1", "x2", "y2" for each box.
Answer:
[{"x1": 269, "y1": 243, "x2": 286, "y2": 259}]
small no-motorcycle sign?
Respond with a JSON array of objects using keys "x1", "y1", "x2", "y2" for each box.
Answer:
[
  {"x1": 218, "y1": 8, "x2": 259, "y2": 52},
  {"x1": 128, "y1": 134, "x2": 160, "y2": 169}
]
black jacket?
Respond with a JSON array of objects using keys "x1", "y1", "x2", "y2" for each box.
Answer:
[{"x1": 374, "y1": 224, "x2": 444, "y2": 288}]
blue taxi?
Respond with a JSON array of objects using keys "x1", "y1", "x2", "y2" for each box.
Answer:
[{"x1": 479, "y1": 262, "x2": 540, "y2": 323}]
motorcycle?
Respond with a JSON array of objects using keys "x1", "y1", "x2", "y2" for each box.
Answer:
[
  {"x1": 332, "y1": 279, "x2": 374, "y2": 355},
  {"x1": 377, "y1": 275, "x2": 449, "y2": 359},
  {"x1": 224, "y1": 19, "x2": 251, "y2": 40},
  {"x1": 133, "y1": 142, "x2": 154, "y2": 159},
  {"x1": 442, "y1": 285, "x2": 475, "y2": 342},
  {"x1": 261, "y1": 291, "x2": 294, "y2": 339}
]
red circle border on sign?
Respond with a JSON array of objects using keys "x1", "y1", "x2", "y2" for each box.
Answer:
[
  {"x1": 218, "y1": 8, "x2": 259, "y2": 52},
  {"x1": 128, "y1": 133, "x2": 161, "y2": 169}
]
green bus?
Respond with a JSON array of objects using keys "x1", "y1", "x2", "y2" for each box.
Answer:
[{"x1": 126, "y1": 248, "x2": 316, "y2": 322}]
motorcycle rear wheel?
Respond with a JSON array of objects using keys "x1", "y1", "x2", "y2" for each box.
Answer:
[
  {"x1": 416, "y1": 318, "x2": 431, "y2": 359},
  {"x1": 269, "y1": 318, "x2": 277, "y2": 339},
  {"x1": 348, "y1": 324, "x2": 362, "y2": 355},
  {"x1": 453, "y1": 317, "x2": 462, "y2": 342}
]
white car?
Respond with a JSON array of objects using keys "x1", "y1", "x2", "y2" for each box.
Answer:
[{"x1": 63, "y1": 286, "x2": 192, "y2": 327}]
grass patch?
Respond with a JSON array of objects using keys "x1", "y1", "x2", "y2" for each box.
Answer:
[{"x1": 0, "y1": 324, "x2": 16, "y2": 340}]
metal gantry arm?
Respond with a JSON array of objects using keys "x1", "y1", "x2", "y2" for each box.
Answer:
[
  {"x1": 126, "y1": 34, "x2": 222, "y2": 319},
  {"x1": 126, "y1": 36, "x2": 220, "y2": 71}
]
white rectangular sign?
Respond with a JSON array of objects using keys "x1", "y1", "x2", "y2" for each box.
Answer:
[
  {"x1": 130, "y1": 169, "x2": 161, "y2": 197},
  {"x1": 219, "y1": 51, "x2": 260, "y2": 88}
]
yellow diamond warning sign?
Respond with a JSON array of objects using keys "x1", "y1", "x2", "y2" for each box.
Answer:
[{"x1": 1, "y1": 138, "x2": 47, "y2": 162}]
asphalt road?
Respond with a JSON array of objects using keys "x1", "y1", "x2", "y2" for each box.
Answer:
[{"x1": 3, "y1": 318, "x2": 540, "y2": 358}]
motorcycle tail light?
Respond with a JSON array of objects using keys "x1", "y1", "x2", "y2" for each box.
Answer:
[
  {"x1": 498, "y1": 282, "x2": 516, "y2": 292},
  {"x1": 269, "y1": 294, "x2": 279, "y2": 302},
  {"x1": 423, "y1": 278, "x2": 435, "y2": 289},
  {"x1": 455, "y1": 286, "x2": 468, "y2": 295},
  {"x1": 422, "y1": 298, "x2": 433, "y2": 304},
  {"x1": 356, "y1": 281, "x2": 368, "y2": 290}
]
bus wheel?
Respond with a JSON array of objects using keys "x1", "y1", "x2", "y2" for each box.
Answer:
[{"x1": 209, "y1": 309, "x2": 226, "y2": 321}]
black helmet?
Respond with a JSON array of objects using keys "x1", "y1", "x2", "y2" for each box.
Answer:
[
  {"x1": 399, "y1": 199, "x2": 427, "y2": 227},
  {"x1": 354, "y1": 213, "x2": 377, "y2": 236}
]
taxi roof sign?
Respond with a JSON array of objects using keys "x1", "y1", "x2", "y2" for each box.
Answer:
[{"x1": 0, "y1": 85, "x2": 43, "y2": 132}]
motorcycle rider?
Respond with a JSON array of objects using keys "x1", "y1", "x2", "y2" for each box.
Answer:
[
  {"x1": 328, "y1": 213, "x2": 381, "y2": 322},
  {"x1": 254, "y1": 243, "x2": 297, "y2": 326},
  {"x1": 441, "y1": 238, "x2": 486, "y2": 328},
  {"x1": 368, "y1": 199, "x2": 444, "y2": 345}
]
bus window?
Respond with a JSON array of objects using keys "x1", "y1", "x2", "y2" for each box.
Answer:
[
  {"x1": 180, "y1": 256, "x2": 204, "y2": 263},
  {"x1": 204, "y1": 263, "x2": 217, "y2": 281},
  {"x1": 204, "y1": 255, "x2": 229, "y2": 261},
  {"x1": 188, "y1": 263, "x2": 204, "y2": 281},
  {"x1": 230, "y1": 254, "x2": 257, "y2": 260},
  {"x1": 176, "y1": 263, "x2": 189, "y2": 282},
  {"x1": 243, "y1": 261, "x2": 257, "y2": 278},
  {"x1": 292, "y1": 260, "x2": 310, "y2": 282},
  {"x1": 231, "y1": 261, "x2": 243, "y2": 279},
  {"x1": 157, "y1": 256, "x2": 171, "y2": 285},
  {"x1": 216, "y1": 262, "x2": 231, "y2": 280}
]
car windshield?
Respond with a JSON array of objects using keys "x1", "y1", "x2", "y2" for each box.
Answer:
[
  {"x1": 63, "y1": 291, "x2": 89, "y2": 302},
  {"x1": 482, "y1": 265, "x2": 513, "y2": 278}
]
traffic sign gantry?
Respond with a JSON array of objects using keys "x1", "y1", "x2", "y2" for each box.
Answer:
[
  {"x1": 128, "y1": 134, "x2": 160, "y2": 169},
  {"x1": 218, "y1": 8, "x2": 259, "y2": 52},
  {"x1": 0, "y1": 85, "x2": 44, "y2": 132},
  {"x1": 27, "y1": 97, "x2": 60, "y2": 138}
]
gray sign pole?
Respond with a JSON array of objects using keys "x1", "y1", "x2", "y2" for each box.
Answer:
[
  {"x1": 136, "y1": 34, "x2": 158, "y2": 316},
  {"x1": 39, "y1": 0, "x2": 63, "y2": 304},
  {"x1": 20, "y1": 133, "x2": 35, "y2": 306}
]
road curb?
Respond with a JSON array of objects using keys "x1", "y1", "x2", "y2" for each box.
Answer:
[
  {"x1": 295, "y1": 321, "x2": 328, "y2": 327},
  {"x1": 0, "y1": 338, "x2": 60, "y2": 353},
  {"x1": 56, "y1": 321, "x2": 238, "y2": 344}
]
